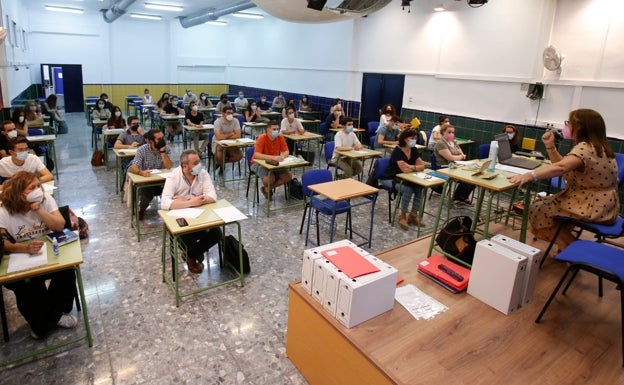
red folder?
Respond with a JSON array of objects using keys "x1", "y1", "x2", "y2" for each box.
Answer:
[
  {"x1": 321, "y1": 246, "x2": 380, "y2": 279},
  {"x1": 418, "y1": 254, "x2": 471, "y2": 292}
]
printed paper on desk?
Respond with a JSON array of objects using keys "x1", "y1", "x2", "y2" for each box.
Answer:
[
  {"x1": 159, "y1": 172, "x2": 174, "y2": 178},
  {"x1": 166, "y1": 207, "x2": 203, "y2": 219},
  {"x1": 279, "y1": 156, "x2": 303, "y2": 165},
  {"x1": 414, "y1": 172, "x2": 443, "y2": 182},
  {"x1": 7, "y1": 247, "x2": 48, "y2": 274},
  {"x1": 237, "y1": 138, "x2": 255, "y2": 144},
  {"x1": 395, "y1": 284, "x2": 448, "y2": 320},
  {"x1": 119, "y1": 148, "x2": 138, "y2": 155},
  {"x1": 214, "y1": 206, "x2": 248, "y2": 223},
  {"x1": 219, "y1": 140, "x2": 237, "y2": 145},
  {"x1": 148, "y1": 169, "x2": 162, "y2": 174},
  {"x1": 322, "y1": 246, "x2": 380, "y2": 278}
]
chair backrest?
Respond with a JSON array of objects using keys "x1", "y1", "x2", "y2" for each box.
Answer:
[
  {"x1": 246, "y1": 146, "x2": 254, "y2": 168},
  {"x1": 237, "y1": 115, "x2": 246, "y2": 126},
  {"x1": 418, "y1": 131, "x2": 428, "y2": 146},
  {"x1": 367, "y1": 121, "x2": 379, "y2": 135},
  {"x1": 302, "y1": 169, "x2": 333, "y2": 197},
  {"x1": 429, "y1": 150, "x2": 439, "y2": 170},
  {"x1": 478, "y1": 143, "x2": 490, "y2": 159},
  {"x1": 616, "y1": 153, "x2": 624, "y2": 188},
  {"x1": 369, "y1": 136, "x2": 376, "y2": 150},
  {"x1": 324, "y1": 141, "x2": 335, "y2": 163},
  {"x1": 550, "y1": 176, "x2": 566, "y2": 190},
  {"x1": 320, "y1": 122, "x2": 327, "y2": 135},
  {"x1": 28, "y1": 128, "x2": 44, "y2": 136},
  {"x1": 373, "y1": 157, "x2": 390, "y2": 180}
]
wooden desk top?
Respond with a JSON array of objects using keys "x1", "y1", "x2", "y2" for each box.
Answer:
[
  {"x1": 242, "y1": 122, "x2": 267, "y2": 126},
  {"x1": 436, "y1": 163, "x2": 520, "y2": 192},
  {"x1": 283, "y1": 132, "x2": 323, "y2": 140},
  {"x1": 0, "y1": 239, "x2": 83, "y2": 284},
  {"x1": 330, "y1": 128, "x2": 366, "y2": 133},
  {"x1": 184, "y1": 124, "x2": 214, "y2": 132},
  {"x1": 336, "y1": 148, "x2": 384, "y2": 159},
  {"x1": 254, "y1": 156, "x2": 310, "y2": 171},
  {"x1": 396, "y1": 170, "x2": 446, "y2": 188},
  {"x1": 214, "y1": 139, "x2": 255, "y2": 147},
  {"x1": 308, "y1": 178, "x2": 379, "y2": 201},
  {"x1": 26, "y1": 135, "x2": 56, "y2": 142},
  {"x1": 127, "y1": 168, "x2": 170, "y2": 184},
  {"x1": 113, "y1": 148, "x2": 138, "y2": 158},
  {"x1": 157, "y1": 199, "x2": 233, "y2": 235}
]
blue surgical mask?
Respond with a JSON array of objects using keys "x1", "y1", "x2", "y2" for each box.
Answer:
[
  {"x1": 346, "y1": 125, "x2": 354, "y2": 133},
  {"x1": 191, "y1": 164, "x2": 202, "y2": 176},
  {"x1": 270, "y1": 130, "x2": 279, "y2": 139},
  {"x1": 408, "y1": 139, "x2": 417, "y2": 148}
]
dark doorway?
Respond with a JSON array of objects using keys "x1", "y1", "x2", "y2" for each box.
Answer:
[
  {"x1": 40, "y1": 64, "x2": 84, "y2": 113},
  {"x1": 360, "y1": 72, "x2": 405, "y2": 130}
]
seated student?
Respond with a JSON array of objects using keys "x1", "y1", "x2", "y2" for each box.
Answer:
[
  {"x1": 161, "y1": 150, "x2": 220, "y2": 274},
  {"x1": 182, "y1": 89, "x2": 197, "y2": 105},
  {"x1": 331, "y1": 118, "x2": 363, "y2": 179},
  {"x1": 99, "y1": 93, "x2": 115, "y2": 114},
  {"x1": 428, "y1": 115, "x2": 450, "y2": 150},
  {"x1": 379, "y1": 104, "x2": 397, "y2": 128},
  {"x1": 244, "y1": 101, "x2": 263, "y2": 123},
  {"x1": 142, "y1": 88, "x2": 153, "y2": 105},
  {"x1": 212, "y1": 106, "x2": 243, "y2": 173},
  {"x1": 128, "y1": 130, "x2": 173, "y2": 220},
  {"x1": 299, "y1": 95, "x2": 312, "y2": 112},
  {"x1": 215, "y1": 94, "x2": 232, "y2": 113},
  {"x1": 257, "y1": 94, "x2": 271, "y2": 111},
  {"x1": 156, "y1": 92, "x2": 170, "y2": 111},
  {"x1": 272, "y1": 92, "x2": 286, "y2": 111},
  {"x1": 281, "y1": 99, "x2": 297, "y2": 118},
  {"x1": 0, "y1": 120, "x2": 19, "y2": 158},
  {"x1": 281, "y1": 107, "x2": 305, "y2": 153},
  {"x1": 25, "y1": 100, "x2": 44, "y2": 127},
  {"x1": 162, "y1": 95, "x2": 185, "y2": 142},
  {"x1": 375, "y1": 116, "x2": 402, "y2": 149},
  {"x1": 233, "y1": 91, "x2": 248, "y2": 111},
  {"x1": 0, "y1": 137, "x2": 53, "y2": 186},
  {"x1": 115, "y1": 115, "x2": 146, "y2": 150},
  {"x1": 185, "y1": 101, "x2": 209, "y2": 155},
  {"x1": 107, "y1": 106, "x2": 127, "y2": 129},
  {"x1": 0, "y1": 171, "x2": 78, "y2": 339},
  {"x1": 198, "y1": 92, "x2": 213, "y2": 108},
  {"x1": 434, "y1": 124, "x2": 475, "y2": 205},
  {"x1": 12, "y1": 107, "x2": 29, "y2": 137},
  {"x1": 502, "y1": 124, "x2": 520, "y2": 152},
  {"x1": 329, "y1": 98, "x2": 342, "y2": 114},
  {"x1": 251, "y1": 120, "x2": 292, "y2": 199},
  {"x1": 325, "y1": 104, "x2": 346, "y2": 130},
  {"x1": 379, "y1": 129, "x2": 425, "y2": 229},
  {"x1": 92, "y1": 98, "x2": 111, "y2": 121}
]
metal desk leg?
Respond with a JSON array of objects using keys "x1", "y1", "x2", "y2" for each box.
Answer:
[
  {"x1": 427, "y1": 180, "x2": 450, "y2": 257},
  {"x1": 74, "y1": 266, "x2": 93, "y2": 347},
  {"x1": 366, "y1": 194, "x2": 377, "y2": 248}
]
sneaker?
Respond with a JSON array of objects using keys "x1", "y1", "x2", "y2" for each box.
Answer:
[{"x1": 57, "y1": 314, "x2": 78, "y2": 329}]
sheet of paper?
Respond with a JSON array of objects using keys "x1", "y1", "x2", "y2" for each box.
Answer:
[
  {"x1": 159, "y1": 172, "x2": 174, "y2": 178},
  {"x1": 219, "y1": 140, "x2": 237, "y2": 145},
  {"x1": 149, "y1": 169, "x2": 162, "y2": 174},
  {"x1": 414, "y1": 172, "x2": 444, "y2": 182},
  {"x1": 43, "y1": 183, "x2": 57, "y2": 193},
  {"x1": 495, "y1": 163, "x2": 531, "y2": 175},
  {"x1": 237, "y1": 138, "x2": 255, "y2": 143},
  {"x1": 213, "y1": 206, "x2": 248, "y2": 223},
  {"x1": 166, "y1": 207, "x2": 204, "y2": 219},
  {"x1": 280, "y1": 156, "x2": 304, "y2": 165},
  {"x1": 395, "y1": 284, "x2": 448, "y2": 320},
  {"x1": 454, "y1": 160, "x2": 478, "y2": 167},
  {"x1": 7, "y1": 247, "x2": 48, "y2": 274},
  {"x1": 119, "y1": 148, "x2": 138, "y2": 155}
]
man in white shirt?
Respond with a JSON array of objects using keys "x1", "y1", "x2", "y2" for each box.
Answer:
[
  {"x1": 233, "y1": 91, "x2": 248, "y2": 111},
  {"x1": 331, "y1": 117, "x2": 363, "y2": 178},
  {"x1": 213, "y1": 106, "x2": 243, "y2": 173},
  {"x1": 182, "y1": 89, "x2": 197, "y2": 105},
  {"x1": 161, "y1": 150, "x2": 220, "y2": 274},
  {"x1": 0, "y1": 137, "x2": 53, "y2": 186}
]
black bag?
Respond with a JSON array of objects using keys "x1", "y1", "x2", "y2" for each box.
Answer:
[
  {"x1": 435, "y1": 216, "x2": 476, "y2": 265},
  {"x1": 223, "y1": 235, "x2": 250, "y2": 274},
  {"x1": 289, "y1": 178, "x2": 304, "y2": 200}
]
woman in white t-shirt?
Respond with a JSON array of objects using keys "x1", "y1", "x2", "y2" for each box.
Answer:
[{"x1": 428, "y1": 115, "x2": 450, "y2": 150}]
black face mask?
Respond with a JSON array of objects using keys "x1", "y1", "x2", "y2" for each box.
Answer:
[
  {"x1": 154, "y1": 138, "x2": 166, "y2": 149},
  {"x1": 130, "y1": 125, "x2": 139, "y2": 132}
]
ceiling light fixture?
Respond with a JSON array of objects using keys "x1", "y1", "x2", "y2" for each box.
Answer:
[
  {"x1": 144, "y1": 3, "x2": 183, "y2": 12},
  {"x1": 434, "y1": 5, "x2": 446, "y2": 11},
  {"x1": 205, "y1": 21, "x2": 228, "y2": 26},
  {"x1": 44, "y1": 5, "x2": 84, "y2": 14},
  {"x1": 130, "y1": 13, "x2": 162, "y2": 20},
  {"x1": 232, "y1": 12, "x2": 264, "y2": 19}
]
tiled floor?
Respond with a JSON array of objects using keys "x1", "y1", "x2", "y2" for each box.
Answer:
[{"x1": 1, "y1": 112, "x2": 467, "y2": 384}]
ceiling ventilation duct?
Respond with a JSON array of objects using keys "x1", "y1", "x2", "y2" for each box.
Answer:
[
  {"x1": 179, "y1": 1, "x2": 255, "y2": 28},
  {"x1": 253, "y1": 0, "x2": 391, "y2": 23},
  {"x1": 102, "y1": 0, "x2": 136, "y2": 23}
]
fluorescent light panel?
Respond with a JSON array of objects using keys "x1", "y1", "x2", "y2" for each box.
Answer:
[
  {"x1": 130, "y1": 13, "x2": 162, "y2": 20},
  {"x1": 434, "y1": 5, "x2": 446, "y2": 11},
  {"x1": 232, "y1": 12, "x2": 264, "y2": 19},
  {"x1": 205, "y1": 21, "x2": 227, "y2": 26},
  {"x1": 45, "y1": 5, "x2": 84, "y2": 14},
  {"x1": 144, "y1": 3, "x2": 183, "y2": 12}
]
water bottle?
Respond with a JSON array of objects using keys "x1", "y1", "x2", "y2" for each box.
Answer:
[
  {"x1": 487, "y1": 140, "x2": 498, "y2": 172},
  {"x1": 52, "y1": 237, "x2": 60, "y2": 257}
]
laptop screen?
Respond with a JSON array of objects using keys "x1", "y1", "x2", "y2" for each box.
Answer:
[{"x1": 494, "y1": 133, "x2": 512, "y2": 161}]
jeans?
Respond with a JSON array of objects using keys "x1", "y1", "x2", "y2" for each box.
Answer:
[{"x1": 381, "y1": 179, "x2": 422, "y2": 214}]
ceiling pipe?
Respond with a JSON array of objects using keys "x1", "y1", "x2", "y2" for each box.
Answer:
[
  {"x1": 179, "y1": 0, "x2": 255, "y2": 28},
  {"x1": 102, "y1": 0, "x2": 137, "y2": 23}
]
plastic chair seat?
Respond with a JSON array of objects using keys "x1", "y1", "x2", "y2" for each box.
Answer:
[{"x1": 310, "y1": 197, "x2": 351, "y2": 215}]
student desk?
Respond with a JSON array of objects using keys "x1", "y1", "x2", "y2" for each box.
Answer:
[
  {"x1": 137, "y1": 104, "x2": 156, "y2": 126},
  {"x1": 283, "y1": 132, "x2": 323, "y2": 168},
  {"x1": 26, "y1": 134, "x2": 58, "y2": 180},
  {"x1": 242, "y1": 121, "x2": 267, "y2": 139},
  {"x1": 426, "y1": 163, "x2": 533, "y2": 265},
  {"x1": 0, "y1": 239, "x2": 92, "y2": 367},
  {"x1": 298, "y1": 110, "x2": 322, "y2": 120},
  {"x1": 253, "y1": 157, "x2": 310, "y2": 217},
  {"x1": 158, "y1": 199, "x2": 244, "y2": 307},
  {"x1": 260, "y1": 111, "x2": 281, "y2": 120},
  {"x1": 394, "y1": 171, "x2": 446, "y2": 236},
  {"x1": 91, "y1": 119, "x2": 108, "y2": 150},
  {"x1": 113, "y1": 148, "x2": 137, "y2": 197},
  {"x1": 183, "y1": 124, "x2": 214, "y2": 150},
  {"x1": 300, "y1": 119, "x2": 322, "y2": 135},
  {"x1": 102, "y1": 128, "x2": 125, "y2": 170},
  {"x1": 127, "y1": 169, "x2": 170, "y2": 241},
  {"x1": 159, "y1": 114, "x2": 185, "y2": 132},
  {"x1": 306, "y1": 178, "x2": 379, "y2": 248},
  {"x1": 335, "y1": 148, "x2": 384, "y2": 181},
  {"x1": 213, "y1": 138, "x2": 255, "y2": 186}
]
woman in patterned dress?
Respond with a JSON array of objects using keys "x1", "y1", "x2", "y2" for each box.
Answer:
[{"x1": 509, "y1": 109, "x2": 619, "y2": 252}]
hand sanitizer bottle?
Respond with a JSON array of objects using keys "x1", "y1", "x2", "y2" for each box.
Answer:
[
  {"x1": 52, "y1": 237, "x2": 60, "y2": 257},
  {"x1": 487, "y1": 140, "x2": 498, "y2": 172}
]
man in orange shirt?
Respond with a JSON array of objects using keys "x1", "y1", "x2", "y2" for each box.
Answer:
[{"x1": 251, "y1": 120, "x2": 292, "y2": 199}]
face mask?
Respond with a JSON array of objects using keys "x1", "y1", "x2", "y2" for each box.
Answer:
[
  {"x1": 18, "y1": 116, "x2": 24, "y2": 123},
  {"x1": 225, "y1": 114, "x2": 234, "y2": 121},
  {"x1": 187, "y1": 91, "x2": 192, "y2": 96},
  {"x1": 98, "y1": 104, "x2": 105, "y2": 109},
  {"x1": 562, "y1": 124, "x2": 572, "y2": 139},
  {"x1": 288, "y1": 113, "x2": 295, "y2": 119},
  {"x1": 115, "y1": 111, "x2": 121, "y2": 117},
  {"x1": 201, "y1": 95, "x2": 206, "y2": 100},
  {"x1": 408, "y1": 139, "x2": 417, "y2": 148},
  {"x1": 16, "y1": 151, "x2": 28, "y2": 161},
  {"x1": 130, "y1": 124, "x2": 139, "y2": 131},
  {"x1": 278, "y1": 94, "x2": 283, "y2": 97},
  {"x1": 346, "y1": 125, "x2": 354, "y2": 133},
  {"x1": 221, "y1": 99, "x2": 227, "y2": 103},
  {"x1": 303, "y1": 98, "x2": 307, "y2": 102},
  {"x1": 251, "y1": 105, "x2": 257, "y2": 110},
  {"x1": 270, "y1": 130, "x2": 279, "y2": 139},
  {"x1": 26, "y1": 188, "x2": 44, "y2": 203},
  {"x1": 103, "y1": 98, "x2": 108, "y2": 102},
  {"x1": 172, "y1": 100, "x2": 178, "y2": 105},
  {"x1": 7, "y1": 130, "x2": 17, "y2": 138},
  {"x1": 155, "y1": 138, "x2": 166, "y2": 149},
  {"x1": 238, "y1": 94, "x2": 244, "y2": 98},
  {"x1": 30, "y1": 106, "x2": 37, "y2": 111},
  {"x1": 190, "y1": 163, "x2": 202, "y2": 176},
  {"x1": 335, "y1": 111, "x2": 342, "y2": 116},
  {"x1": 191, "y1": 106, "x2": 198, "y2": 112},
  {"x1": 444, "y1": 132, "x2": 455, "y2": 141},
  {"x1": 145, "y1": 92, "x2": 149, "y2": 95},
  {"x1": 507, "y1": 133, "x2": 515, "y2": 140},
  {"x1": 261, "y1": 98, "x2": 266, "y2": 102},
  {"x1": 386, "y1": 110, "x2": 392, "y2": 114},
  {"x1": 164, "y1": 95, "x2": 169, "y2": 100}
]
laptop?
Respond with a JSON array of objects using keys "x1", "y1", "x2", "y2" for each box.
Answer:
[{"x1": 494, "y1": 134, "x2": 541, "y2": 170}]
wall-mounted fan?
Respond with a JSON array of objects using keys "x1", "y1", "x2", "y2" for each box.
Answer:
[{"x1": 543, "y1": 45, "x2": 563, "y2": 73}]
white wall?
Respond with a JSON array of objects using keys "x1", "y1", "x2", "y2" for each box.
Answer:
[{"x1": 5, "y1": 0, "x2": 624, "y2": 138}]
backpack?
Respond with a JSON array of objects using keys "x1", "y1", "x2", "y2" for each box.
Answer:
[
  {"x1": 91, "y1": 150, "x2": 104, "y2": 166},
  {"x1": 435, "y1": 216, "x2": 476, "y2": 265},
  {"x1": 223, "y1": 235, "x2": 250, "y2": 274},
  {"x1": 288, "y1": 178, "x2": 304, "y2": 200}
]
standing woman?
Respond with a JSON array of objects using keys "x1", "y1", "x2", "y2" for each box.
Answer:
[
  {"x1": 0, "y1": 171, "x2": 78, "y2": 338},
  {"x1": 509, "y1": 109, "x2": 619, "y2": 252},
  {"x1": 11, "y1": 107, "x2": 29, "y2": 137},
  {"x1": 379, "y1": 129, "x2": 425, "y2": 229}
]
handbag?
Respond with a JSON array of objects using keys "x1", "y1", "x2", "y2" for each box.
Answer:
[{"x1": 435, "y1": 216, "x2": 476, "y2": 265}]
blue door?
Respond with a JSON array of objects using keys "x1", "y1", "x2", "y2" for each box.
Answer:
[{"x1": 53, "y1": 67, "x2": 64, "y2": 95}]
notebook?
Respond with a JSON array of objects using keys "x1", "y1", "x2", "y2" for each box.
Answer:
[
  {"x1": 495, "y1": 134, "x2": 541, "y2": 170},
  {"x1": 418, "y1": 254, "x2": 471, "y2": 292},
  {"x1": 46, "y1": 228, "x2": 79, "y2": 246}
]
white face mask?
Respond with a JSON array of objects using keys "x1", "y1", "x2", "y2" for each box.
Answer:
[
  {"x1": 16, "y1": 151, "x2": 28, "y2": 161},
  {"x1": 7, "y1": 130, "x2": 17, "y2": 138},
  {"x1": 225, "y1": 114, "x2": 234, "y2": 121},
  {"x1": 238, "y1": 94, "x2": 244, "y2": 98},
  {"x1": 191, "y1": 106, "x2": 198, "y2": 112},
  {"x1": 18, "y1": 116, "x2": 24, "y2": 123},
  {"x1": 26, "y1": 188, "x2": 44, "y2": 203},
  {"x1": 191, "y1": 163, "x2": 202, "y2": 176},
  {"x1": 187, "y1": 91, "x2": 192, "y2": 96},
  {"x1": 115, "y1": 111, "x2": 121, "y2": 117},
  {"x1": 251, "y1": 105, "x2": 257, "y2": 110},
  {"x1": 201, "y1": 95, "x2": 206, "y2": 100},
  {"x1": 288, "y1": 113, "x2": 295, "y2": 119},
  {"x1": 261, "y1": 98, "x2": 266, "y2": 102},
  {"x1": 98, "y1": 104, "x2": 105, "y2": 109},
  {"x1": 335, "y1": 111, "x2": 342, "y2": 116},
  {"x1": 507, "y1": 133, "x2": 515, "y2": 140}
]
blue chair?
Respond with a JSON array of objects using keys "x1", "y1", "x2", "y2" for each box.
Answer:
[
  {"x1": 245, "y1": 146, "x2": 259, "y2": 203},
  {"x1": 535, "y1": 240, "x2": 624, "y2": 366},
  {"x1": 478, "y1": 143, "x2": 490, "y2": 159},
  {"x1": 372, "y1": 158, "x2": 395, "y2": 223},
  {"x1": 300, "y1": 169, "x2": 352, "y2": 246},
  {"x1": 367, "y1": 121, "x2": 379, "y2": 135}
]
